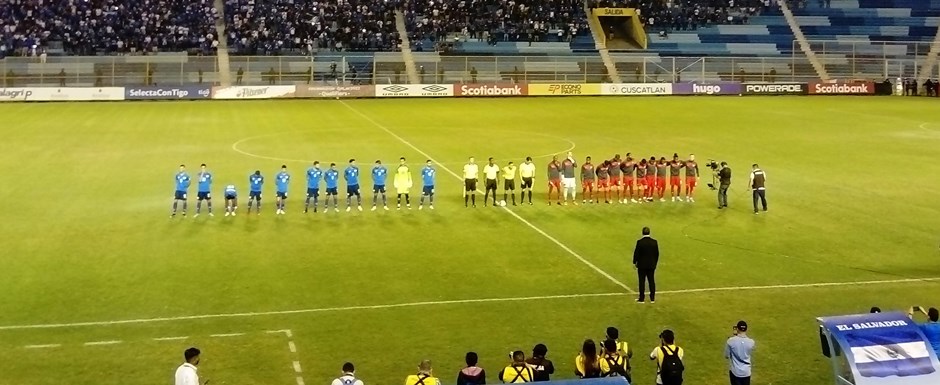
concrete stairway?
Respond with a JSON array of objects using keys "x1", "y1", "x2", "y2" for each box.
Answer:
[
  {"x1": 213, "y1": 0, "x2": 231, "y2": 86},
  {"x1": 395, "y1": 10, "x2": 420, "y2": 84},
  {"x1": 583, "y1": 0, "x2": 622, "y2": 83},
  {"x1": 917, "y1": 28, "x2": 940, "y2": 84},
  {"x1": 780, "y1": 0, "x2": 831, "y2": 81}
]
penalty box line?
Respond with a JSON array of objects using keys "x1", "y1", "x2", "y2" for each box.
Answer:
[{"x1": 338, "y1": 101, "x2": 634, "y2": 294}]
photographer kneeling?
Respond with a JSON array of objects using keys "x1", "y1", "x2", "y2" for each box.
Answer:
[{"x1": 717, "y1": 162, "x2": 731, "y2": 209}]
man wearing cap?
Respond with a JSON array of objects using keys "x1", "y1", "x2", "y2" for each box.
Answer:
[
  {"x1": 406, "y1": 360, "x2": 441, "y2": 385},
  {"x1": 725, "y1": 321, "x2": 755, "y2": 385}
]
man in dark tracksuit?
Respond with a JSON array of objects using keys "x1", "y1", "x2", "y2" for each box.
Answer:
[{"x1": 749, "y1": 164, "x2": 767, "y2": 214}]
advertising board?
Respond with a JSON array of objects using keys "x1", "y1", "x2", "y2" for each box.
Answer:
[
  {"x1": 672, "y1": 82, "x2": 743, "y2": 95},
  {"x1": 294, "y1": 85, "x2": 374, "y2": 98},
  {"x1": 211, "y1": 86, "x2": 296, "y2": 99},
  {"x1": 125, "y1": 86, "x2": 211, "y2": 100},
  {"x1": 742, "y1": 83, "x2": 807, "y2": 95},
  {"x1": 375, "y1": 84, "x2": 454, "y2": 97},
  {"x1": 808, "y1": 81, "x2": 875, "y2": 95},
  {"x1": 528, "y1": 84, "x2": 602, "y2": 96},
  {"x1": 602, "y1": 83, "x2": 672, "y2": 95},
  {"x1": 456, "y1": 84, "x2": 527, "y2": 97}
]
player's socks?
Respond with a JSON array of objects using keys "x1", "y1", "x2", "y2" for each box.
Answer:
[
  {"x1": 465, "y1": 195, "x2": 469, "y2": 207},
  {"x1": 471, "y1": 194, "x2": 476, "y2": 207},
  {"x1": 172, "y1": 201, "x2": 178, "y2": 212},
  {"x1": 511, "y1": 194, "x2": 516, "y2": 205},
  {"x1": 528, "y1": 191, "x2": 532, "y2": 203},
  {"x1": 405, "y1": 194, "x2": 410, "y2": 205},
  {"x1": 382, "y1": 194, "x2": 387, "y2": 206}
]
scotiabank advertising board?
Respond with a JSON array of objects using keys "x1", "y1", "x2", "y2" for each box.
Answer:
[
  {"x1": 743, "y1": 83, "x2": 807, "y2": 95},
  {"x1": 809, "y1": 81, "x2": 875, "y2": 95},
  {"x1": 456, "y1": 83, "x2": 527, "y2": 97},
  {"x1": 672, "y1": 82, "x2": 742, "y2": 95},
  {"x1": 294, "y1": 85, "x2": 374, "y2": 98}
]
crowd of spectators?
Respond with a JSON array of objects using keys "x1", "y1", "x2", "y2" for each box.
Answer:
[
  {"x1": 1, "y1": 0, "x2": 786, "y2": 57},
  {"x1": 224, "y1": 0, "x2": 402, "y2": 55},
  {"x1": 0, "y1": 0, "x2": 218, "y2": 57},
  {"x1": 404, "y1": 0, "x2": 590, "y2": 48}
]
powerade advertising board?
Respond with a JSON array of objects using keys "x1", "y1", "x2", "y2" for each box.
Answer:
[{"x1": 819, "y1": 312, "x2": 940, "y2": 385}]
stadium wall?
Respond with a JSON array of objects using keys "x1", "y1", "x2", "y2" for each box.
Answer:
[{"x1": 0, "y1": 80, "x2": 901, "y2": 102}]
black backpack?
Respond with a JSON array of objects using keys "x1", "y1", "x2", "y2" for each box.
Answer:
[{"x1": 659, "y1": 346, "x2": 684, "y2": 384}]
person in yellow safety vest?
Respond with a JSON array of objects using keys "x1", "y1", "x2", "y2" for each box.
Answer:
[
  {"x1": 600, "y1": 339, "x2": 631, "y2": 383},
  {"x1": 499, "y1": 351, "x2": 534, "y2": 383},
  {"x1": 575, "y1": 339, "x2": 602, "y2": 379},
  {"x1": 405, "y1": 360, "x2": 441, "y2": 385}
]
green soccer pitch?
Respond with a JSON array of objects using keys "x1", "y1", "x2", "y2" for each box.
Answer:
[{"x1": 0, "y1": 96, "x2": 938, "y2": 385}]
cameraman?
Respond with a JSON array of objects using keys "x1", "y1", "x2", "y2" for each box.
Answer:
[{"x1": 717, "y1": 162, "x2": 731, "y2": 209}]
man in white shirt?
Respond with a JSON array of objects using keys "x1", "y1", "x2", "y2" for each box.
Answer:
[
  {"x1": 519, "y1": 157, "x2": 536, "y2": 205},
  {"x1": 463, "y1": 156, "x2": 479, "y2": 208},
  {"x1": 174, "y1": 347, "x2": 205, "y2": 385},
  {"x1": 331, "y1": 362, "x2": 365, "y2": 385}
]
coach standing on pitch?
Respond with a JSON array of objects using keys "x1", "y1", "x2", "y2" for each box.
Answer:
[
  {"x1": 717, "y1": 162, "x2": 731, "y2": 209},
  {"x1": 632, "y1": 227, "x2": 659, "y2": 303},
  {"x1": 748, "y1": 164, "x2": 767, "y2": 214}
]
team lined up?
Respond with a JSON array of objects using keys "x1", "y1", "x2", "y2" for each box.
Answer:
[
  {"x1": 170, "y1": 159, "x2": 438, "y2": 217},
  {"x1": 460, "y1": 153, "x2": 703, "y2": 207}
]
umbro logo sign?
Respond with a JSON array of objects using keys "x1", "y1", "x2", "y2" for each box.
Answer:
[
  {"x1": 383, "y1": 85, "x2": 408, "y2": 93},
  {"x1": 422, "y1": 85, "x2": 447, "y2": 93}
]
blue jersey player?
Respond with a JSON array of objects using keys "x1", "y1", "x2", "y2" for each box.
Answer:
[
  {"x1": 305, "y1": 161, "x2": 324, "y2": 213},
  {"x1": 195, "y1": 163, "x2": 214, "y2": 217},
  {"x1": 275, "y1": 165, "x2": 290, "y2": 215},
  {"x1": 344, "y1": 159, "x2": 362, "y2": 212},
  {"x1": 171, "y1": 164, "x2": 191, "y2": 217},
  {"x1": 224, "y1": 184, "x2": 238, "y2": 216},
  {"x1": 247, "y1": 170, "x2": 264, "y2": 214},
  {"x1": 371, "y1": 160, "x2": 389, "y2": 211},
  {"x1": 324, "y1": 163, "x2": 340, "y2": 212},
  {"x1": 420, "y1": 160, "x2": 436, "y2": 210}
]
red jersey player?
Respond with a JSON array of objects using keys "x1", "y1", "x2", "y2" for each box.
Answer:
[
  {"x1": 656, "y1": 156, "x2": 668, "y2": 201},
  {"x1": 645, "y1": 156, "x2": 657, "y2": 201},
  {"x1": 580, "y1": 156, "x2": 595, "y2": 204},
  {"x1": 608, "y1": 155, "x2": 622, "y2": 203},
  {"x1": 596, "y1": 160, "x2": 610, "y2": 203},
  {"x1": 684, "y1": 154, "x2": 700, "y2": 202},
  {"x1": 621, "y1": 154, "x2": 636, "y2": 203},
  {"x1": 668, "y1": 154, "x2": 684, "y2": 202},
  {"x1": 635, "y1": 159, "x2": 648, "y2": 203},
  {"x1": 547, "y1": 155, "x2": 562, "y2": 205}
]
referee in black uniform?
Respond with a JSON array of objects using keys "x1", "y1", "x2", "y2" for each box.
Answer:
[{"x1": 749, "y1": 164, "x2": 767, "y2": 214}]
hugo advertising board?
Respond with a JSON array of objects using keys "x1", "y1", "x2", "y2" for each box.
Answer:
[
  {"x1": 809, "y1": 81, "x2": 875, "y2": 95},
  {"x1": 125, "y1": 86, "x2": 211, "y2": 100},
  {"x1": 295, "y1": 85, "x2": 374, "y2": 98},
  {"x1": 456, "y1": 83, "x2": 527, "y2": 97},
  {"x1": 743, "y1": 83, "x2": 807, "y2": 95},
  {"x1": 672, "y1": 82, "x2": 743, "y2": 95}
]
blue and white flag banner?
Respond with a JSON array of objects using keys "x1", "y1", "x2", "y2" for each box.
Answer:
[{"x1": 820, "y1": 312, "x2": 940, "y2": 385}]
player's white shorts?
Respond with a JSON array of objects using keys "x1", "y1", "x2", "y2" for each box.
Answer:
[{"x1": 563, "y1": 178, "x2": 576, "y2": 189}]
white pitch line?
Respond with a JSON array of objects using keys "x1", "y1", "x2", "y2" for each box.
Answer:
[
  {"x1": 210, "y1": 333, "x2": 245, "y2": 338},
  {"x1": 153, "y1": 336, "x2": 188, "y2": 341},
  {"x1": 288, "y1": 341, "x2": 297, "y2": 353},
  {"x1": 24, "y1": 344, "x2": 61, "y2": 349},
  {"x1": 84, "y1": 340, "x2": 122, "y2": 346},
  {"x1": 658, "y1": 277, "x2": 940, "y2": 295},
  {"x1": 339, "y1": 101, "x2": 633, "y2": 293},
  {"x1": 293, "y1": 361, "x2": 303, "y2": 373},
  {"x1": 296, "y1": 377, "x2": 306, "y2": 385}
]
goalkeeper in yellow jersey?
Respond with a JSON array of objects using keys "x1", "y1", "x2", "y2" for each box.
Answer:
[{"x1": 394, "y1": 157, "x2": 414, "y2": 210}]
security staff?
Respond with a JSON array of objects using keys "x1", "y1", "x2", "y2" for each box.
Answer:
[
  {"x1": 499, "y1": 351, "x2": 534, "y2": 383},
  {"x1": 748, "y1": 164, "x2": 767, "y2": 214},
  {"x1": 717, "y1": 162, "x2": 731, "y2": 209},
  {"x1": 406, "y1": 360, "x2": 441, "y2": 385}
]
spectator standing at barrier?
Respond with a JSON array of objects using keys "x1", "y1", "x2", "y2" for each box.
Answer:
[
  {"x1": 908, "y1": 306, "x2": 940, "y2": 355},
  {"x1": 457, "y1": 352, "x2": 486, "y2": 385},
  {"x1": 58, "y1": 68, "x2": 66, "y2": 87},
  {"x1": 526, "y1": 344, "x2": 555, "y2": 381},
  {"x1": 406, "y1": 360, "x2": 441, "y2": 385},
  {"x1": 470, "y1": 67, "x2": 478, "y2": 83},
  {"x1": 650, "y1": 330, "x2": 684, "y2": 385},
  {"x1": 236, "y1": 67, "x2": 244, "y2": 85},
  {"x1": 633, "y1": 226, "x2": 659, "y2": 303},
  {"x1": 575, "y1": 339, "x2": 602, "y2": 378},
  {"x1": 174, "y1": 347, "x2": 206, "y2": 385},
  {"x1": 725, "y1": 321, "x2": 755, "y2": 385},
  {"x1": 499, "y1": 351, "x2": 533, "y2": 383},
  {"x1": 748, "y1": 164, "x2": 768, "y2": 214},
  {"x1": 331, "y1": 362, "x2": 365, "y2": 385}
]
